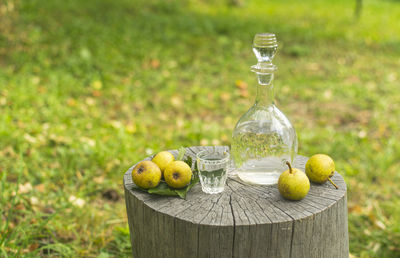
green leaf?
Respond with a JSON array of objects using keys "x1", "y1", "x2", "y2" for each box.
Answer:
[
  {"x1": 183, "y1": 156, "x2": 193, "y2": 168},
  {"x1": 177, "y1": 147, "x2": 186, "y2": 161},
  {"x1": 147, "y1": 182, "x2": 178, "y2": 196},
  {"x1": 174, "y1": 188, "x2": 187, "y2": 199},
  {"x1": 174, "y1": 171, "x2": 199, "y2": 199},
  {"x1": 185, "y1": 171, "x2": 200, "y2": 192}
]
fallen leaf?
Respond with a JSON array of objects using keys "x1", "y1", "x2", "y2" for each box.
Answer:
[
  {"x1": 358, "y1": 130, "x2": 367, "y2": 138},
  {"x1": 30, "y1": 196, "x2": 39, "y2": 205},
  {"x1": 31, "y1": 76, "x2": 40, "y2": 85},
  {"x1": 150, "y1": 59, "x2": 160, "y2": 69},
  {"x1": 42, "y1": 207, "x2": 55, "y2": 214},
  {"x1": 68, "y1": 196, "x2": 85, "y2": 207},
  {"x1": 239, "y1": 89, "x2": 249, "y2": 98},
  {"x1": 0, "y1": 97, "x2": 6, "y2": 106},
  {"x1": 42, "y1": 123, "x2": 50, "y2": 131},
  {"x1": 38, "y1": 86, "x2": 47, "y2": 93},
  {"x1": 24, "y1": 134, "x2": 37, "y2": 144},
  {"x1": 348, "y1": 204, "x2": 362, "y2": 215},
  {"x1": 80, "y1": 137, "x2": 96, "y2": 147},
  {"x1": 281, "y1": 85, "x2": 290, "y2": 94},
  {"x1": 305, "y1": 63, "x2": 320, "y2": 71},
  {"x1": 176, "y1": 118, "x2": 184, "y2": 128},
  {"x1": 200, "y1": 139, "x2": 209, "y2": 146},
  {"x1": 93, "y1": 176, "x2": 105, "y2": 184},
  {"x1": 76, "y1": 170, "x2": 83, "y2": 180},
  {"x1": 85, "y1": 97, "x2": 95, "y2": 106},
  {"x1": 212, "y1": 139, "x2": 220, "y2": 145},
  {"x1": 171, "y1": 95, "x2": 183, "y2": 108},
  {"x1": 375, "y1": 220, "x2": 386, "y2": 230},
  {"x1": 372, "y1": 243, "x2": 381, "y2": 253},
  {"x1": 375, "y1": 124, "x2": 387, "y2": 138},
  {"x1": 19, "y1": 183, "x2": 32, "y2": 194},
  {"x1": 386, "y1": 72, "x2": 397, "y2": 82},
  {"x1": 110, "y1": 120, "x2": 123, "y2": 129},
  {"x1": 91, "y1": 80, "x2": 102, "y2": 89},
  {"x1": 323, "y1": 89, "x2": 332, "y2": 100},
  {"x1": 86, "y1": 123, "x2": 93, "y2": 130},
  {"x1": 15, "y1": 203, "x2": 25, "y2": 210},
  {"x1": 49, "y1": 162, "x2": 60, "y2": 169},
  {"x1": 235, "y1": 80, "x2": 248, "y2": 90},
  {"x1": 158, "y1": 112, "x2": 168, "y2": 121},
  {"x1": 92, "y1": 90, "x2": 102, "y2": 97},
  {"x1": 29, "y1": 243, "x2": 39, "y2": 252},
  {"x1": 220, "y1": 92, "x2": 231, "y2": 101},
  {"x1": 162, "y1": 70, "x2": 170, "y2": 77},
  {"x1": 345, "y1": 75, "x2": 360, "y2": 84},
  {"x1": 105, "y1": 159, "x2": 120, "y2": 172},
  {"x1": 67, "y1": 98, "x2": 76, "y2": 107},
  {"x1": 125, "y1": 123, "x2": 137, "y2": 134},
  {"x1": 35, "y1": 184, "x2": 45, "y2": 192},
  {"x1": 366, "y1": 81, "x2": 376, "y2": 90},
  {"x1": 223, "y1": 116, "x2": 233, "y2": 126}
]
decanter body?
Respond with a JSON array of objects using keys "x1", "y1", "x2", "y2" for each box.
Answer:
[{"x1": 231, "y1": 33, "x2": 298, "y2": 185}]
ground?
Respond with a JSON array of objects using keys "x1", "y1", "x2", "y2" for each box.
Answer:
[{"x1": 0, "y1": 0, "x2": 399, "y2": 257}]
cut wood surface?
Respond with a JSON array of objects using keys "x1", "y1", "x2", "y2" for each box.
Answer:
[{"x1": 124, "y1": 146, "x2": 349, "y2": 258}]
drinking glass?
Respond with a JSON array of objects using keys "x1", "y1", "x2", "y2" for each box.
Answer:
[{"x1": 196, "y1": 149, "x2": 230, "y2": 194}]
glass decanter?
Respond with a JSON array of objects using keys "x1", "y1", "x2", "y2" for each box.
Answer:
[{"x1": 231, "y1": 33, "x2": 298, "y2": 185}]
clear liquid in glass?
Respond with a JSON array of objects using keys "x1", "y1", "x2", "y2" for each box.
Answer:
[
  {"x1": 198, "y1": 167, "x2": 228, "y2": 194},
  {"x1": 196, "y1": 150, "x2": 229, "y2": 194}
]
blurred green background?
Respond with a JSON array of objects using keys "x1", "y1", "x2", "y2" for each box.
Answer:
[{"x1": 0, "y1": 0, "x2": 399, "y2": 256}]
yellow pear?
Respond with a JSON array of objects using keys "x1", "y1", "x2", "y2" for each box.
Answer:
[
  {"x1": 305, "y1": 154, "x2": 338, "y2": 189},
  {"x1": 132, "y1": 161, "x2": 161, "y2": 189},
  {"x1": 164, "y1": 161, "x2": 192, "y2": 189},
  {"x1": 152, "y1": 151, "x2": 175, "y2": 173},
  {"x1": 278, "y1": 162, "x2": 310, "y2": 201}
]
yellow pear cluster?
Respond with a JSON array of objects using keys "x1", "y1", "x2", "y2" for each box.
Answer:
[
  {"x1": 278, "y1": 154, "x2": 338, "y2": 201},
  {"x1": 132, "y1": 151, "x2": 192, "y2": 189}
]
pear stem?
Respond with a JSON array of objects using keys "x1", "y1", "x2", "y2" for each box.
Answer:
[
  {"x1": 328, "y1": 178, "x2": 339, "y2": 189},
  {"x1": 286, "y1": 161, "x2": 293, "y2": 174}
]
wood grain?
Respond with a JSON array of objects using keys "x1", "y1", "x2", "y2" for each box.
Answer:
[{"x1": 124, "y1": 146, "x2": 349, "y2": 258}]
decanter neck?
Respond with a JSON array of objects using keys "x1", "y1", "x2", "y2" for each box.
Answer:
[
  {"x1": 255, "y1": 76, "x2": 274, "y2": 107},
  {"x1": 251, "y1": 33, "x2": 278, "y2": 107}
]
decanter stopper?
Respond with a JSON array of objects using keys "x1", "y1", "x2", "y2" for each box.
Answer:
[
  {"x1": 252, "y1": 33, "x2": 278, "y2": 63},
  {"x1": 251, "y1": 33, "x2": 278, "y2": 85}
]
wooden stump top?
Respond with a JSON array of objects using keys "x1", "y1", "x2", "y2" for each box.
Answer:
[{"x1": 123, "y1": 146, "x2": 347, "y2": 227}]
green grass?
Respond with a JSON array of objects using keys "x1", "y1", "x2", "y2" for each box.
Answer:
[{"x1": 0, "y1": 0, "x2": 399, "y2": 256}]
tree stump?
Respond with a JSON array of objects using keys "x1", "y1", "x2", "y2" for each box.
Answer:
[{"x1": 123, "y1": 146, "x2": 349, "y2": 258}]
